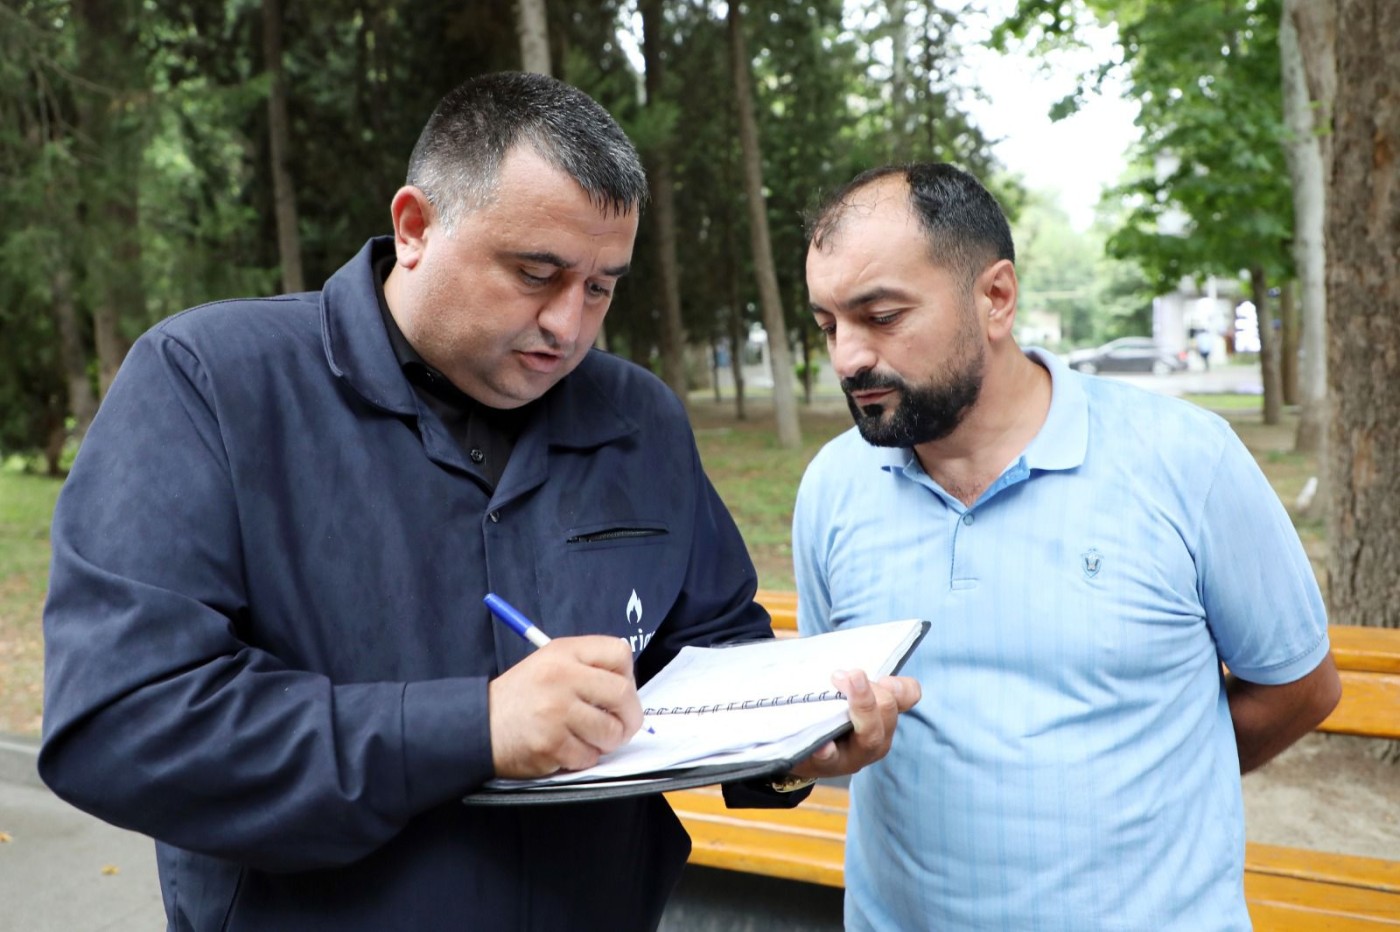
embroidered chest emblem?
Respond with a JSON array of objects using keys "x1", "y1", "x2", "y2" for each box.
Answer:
[{"x1": 1082, "y1": 547, "x2": 1103, "y2": 579}]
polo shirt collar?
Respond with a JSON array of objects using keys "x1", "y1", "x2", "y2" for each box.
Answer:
[
  {"x1": 1019, "y1": 347, "x2": 1088, "y2": 472},
  {"x1": 321, "y1": 237, "x2": 637, "y2": 451}
]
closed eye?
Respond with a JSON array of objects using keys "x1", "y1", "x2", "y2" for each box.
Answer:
[{"x1": 520, "y1": 269, "x2": 551, "y2": 286}]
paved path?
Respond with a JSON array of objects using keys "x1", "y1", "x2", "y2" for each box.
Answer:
[{"x1": 0, "y1": 736, "x2": 164, "y2": 931}]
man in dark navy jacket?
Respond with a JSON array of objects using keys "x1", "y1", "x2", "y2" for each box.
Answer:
[{"x1": 39, "y1": 72, "x2": 918, "y2": 930}]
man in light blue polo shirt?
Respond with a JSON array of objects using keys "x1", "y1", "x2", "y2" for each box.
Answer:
[{"x1": 794, "y1": 162, "x2": 1341, "y2": 931}]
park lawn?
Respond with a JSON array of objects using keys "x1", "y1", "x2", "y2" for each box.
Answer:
[
  {"x1": 0, "y1": 471, "x2": 62, "y2": 736},
  {"x1": 0, "y1": 394, "x2": 1322, "y2": 737}
]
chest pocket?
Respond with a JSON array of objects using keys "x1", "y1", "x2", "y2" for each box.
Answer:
[
  {"x1": 546, "y1": 521, "x2": 680, "y2": 654},
  {"x1": 566, "y1": 522, "x2": 669, "y2": 547}
]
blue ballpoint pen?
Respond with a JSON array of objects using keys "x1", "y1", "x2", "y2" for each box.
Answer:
[{"x1": 483, "y1": 593, "x2": 552, "y2": 649}]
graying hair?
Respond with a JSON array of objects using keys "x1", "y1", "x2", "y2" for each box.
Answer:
[{"x1": 406, "y1": 72, "x2": 648, "y2": 232}]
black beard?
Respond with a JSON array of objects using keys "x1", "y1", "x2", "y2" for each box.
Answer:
[{"x1": 841, "y1": 364, "x2": 983, "y2": 447}]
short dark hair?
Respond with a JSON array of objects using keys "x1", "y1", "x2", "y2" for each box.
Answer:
[
  {"x1": 806, "y1": 163, "x2": 1014, "y2": 289},
  {"x1": 406, "y1": 72, "x2": 648, "y2": 230}
]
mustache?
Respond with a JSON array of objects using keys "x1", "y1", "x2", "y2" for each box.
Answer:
[{"x1": 840, "y1": 370, "x2": 904, "y2": 395}]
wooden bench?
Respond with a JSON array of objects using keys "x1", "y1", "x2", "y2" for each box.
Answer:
[{"x1": 666, "y1": 590, "x2": 1400, "y2": 930}]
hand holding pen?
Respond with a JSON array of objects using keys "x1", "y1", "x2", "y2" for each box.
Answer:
[{"x1": 482, "y1": 594, "x2": 645, "y2": 778}]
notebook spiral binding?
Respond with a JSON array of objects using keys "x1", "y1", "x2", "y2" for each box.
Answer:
[{"x1": 643, "y1": 689, "x2": 847, "y2": 716}]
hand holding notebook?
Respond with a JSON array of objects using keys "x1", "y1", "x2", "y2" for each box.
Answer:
[{"x1": 465, "y1": 615, "x2": 929, "y2": 804}]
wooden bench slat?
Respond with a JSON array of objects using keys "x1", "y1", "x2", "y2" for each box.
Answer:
[
  {"x1": 1245, "y1": 901, "x2": 1400, "y2": 931},
  {"x1": 1245, "y1": 871, "x2": 1400, "y2": 925},
  {"x1": 1320, "y1": 671, "x2": 1400, "y2": 739},
  {"x1": 676, "y1": 812, "x2": 846, "y2": 887},
  {"x1": 756, "y1": 588, "x2": 798, "y2": 631},
  {"x1": 1331, "y1": 626, "x2": 1400, "y2": 675},
  {"x1": 1246, "y1": 843, "x2": 1400, "y2": 895}
]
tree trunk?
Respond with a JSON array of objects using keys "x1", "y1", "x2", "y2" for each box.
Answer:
[
  {"x1": 641, "y1": 0, "x2": 689, "y2": 405},
  {"x1": 722, "y1": 178, "x2": 747, "y2": 421},
  {"x1": 73, "y1": 0, "x2": 142, "y2": 397},
  {"x1": 1326, "y1": 0, "x2": 1400, "y2": 635},
  {"x1": 264, "y1": 0, "x2": 305, "y2": 293},
  {"x1": 51, "y1": 265, "x2": 98, "y2": 446},
  {"x1": 728, "y1": 1, "x2": 800, "y2": 448},
  {"x1": 1280, "y1": 280, "x2": 1299, "y2": 405},
  {"x1": 1252, "y1": 267, "x2": 1282, "y2": 426},
  {"x1": 516, "y1": 0, "x2": 551, "y2": 75},
  {"x1": 711, "y1": 345, "x2": 722, "y2": 403},
  {"x1": 727, "y1": 300, "x2": 747, "y2": 422},
  {"x1": 1281, "y1": 0, "x2": 1335, "y2": 455}
]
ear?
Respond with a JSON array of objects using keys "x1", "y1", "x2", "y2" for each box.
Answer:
[
  {"x1": 390, "y1": 186, "x2": 434, "y2": 270},
  {"x1": 979, "y1": 259, "x2": 1019, "y2": 341}
]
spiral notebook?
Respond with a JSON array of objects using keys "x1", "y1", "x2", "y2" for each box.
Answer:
[{"x1": 463, "y1": 617, "x2": 929, "y2": 805}]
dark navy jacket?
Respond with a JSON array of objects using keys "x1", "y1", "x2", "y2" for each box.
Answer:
[{"x1": 40, "y1": 239, "x2": 779, "y2": 930}]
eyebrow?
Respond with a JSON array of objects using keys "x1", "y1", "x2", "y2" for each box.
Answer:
[
  {"x1": 810, "y1": 285, "x2": 916, "y2": 315},
  {"x1": 510, "y1": 250, "x2": 631, "y2": 278}
]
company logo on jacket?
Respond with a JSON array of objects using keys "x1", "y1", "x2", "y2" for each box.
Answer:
[{"x1": 625, "y1": 589, "x2": 654, "y2": 654}]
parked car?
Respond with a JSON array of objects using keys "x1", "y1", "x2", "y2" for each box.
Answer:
[{"x1": 1066, "y1": 337, "x2": 1188, "y2": 376}]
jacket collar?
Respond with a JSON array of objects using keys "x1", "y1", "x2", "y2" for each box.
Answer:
[{"x1": 321, "y1": 237, "x2": 638, "y2": 453}]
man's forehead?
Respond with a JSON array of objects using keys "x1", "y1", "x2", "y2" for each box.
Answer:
[{"x1": 813, "y1": 180, "x2": 916, "y2": 254}]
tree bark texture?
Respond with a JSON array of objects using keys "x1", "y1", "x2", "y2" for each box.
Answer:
[
  {"x1": 642, "y1": 0, "x2": 689, "y2": 405},
  {"x1": 516, "y1": 0, "x2": 552, "y2": 75},
  {"x1": 50, "y1": 265, "x2": 98, "y2": 446},
  {"x1": 1251, "y1": 267, "x2": 1282, "y2": 426},
  {"x1": 1279, "y1": 280, "x2": 1298, "y2": 406},
  {"x1": 1325, "y1": 0, "x2": 1400, "y2": 630},
  {"x1": 73, "y1": 0, "x2": 142, "y2": 398},
  {"x1": 264, "y1": 0, "x2": 305, "y2": 293},
  {"x1": 728, "y1": 1, "x2": 801, "y2": 448},
  {"x1": 1281, "y1": 0, "x2": 1335, "y2": 454}
]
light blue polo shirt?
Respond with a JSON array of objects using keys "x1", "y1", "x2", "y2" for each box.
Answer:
[{"x1": 793, "y1": 349, "x2": 1329, "y2": 932}]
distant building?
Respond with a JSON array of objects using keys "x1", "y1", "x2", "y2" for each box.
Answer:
[{"x1": 1152, "y1": 275, "x2": 1240, "y2": 361}]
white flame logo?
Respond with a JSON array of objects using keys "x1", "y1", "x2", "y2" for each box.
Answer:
[{"x1": 626, "y1": 589, "x2": 643, "y2": 626}]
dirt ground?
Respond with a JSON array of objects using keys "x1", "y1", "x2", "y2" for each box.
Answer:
[{"x1": 1242, "y1": 733, "x2": 1399, "y2": 859}]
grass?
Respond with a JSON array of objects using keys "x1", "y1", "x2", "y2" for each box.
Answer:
[
  {"x1": 0, "y1": 394, "x2": 1321, "y2": 738},
  {"x1": 0, "y1": 471, "x2": 63, "y2": 737}
]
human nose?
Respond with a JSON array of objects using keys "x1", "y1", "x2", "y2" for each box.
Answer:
[
  {"x1": 537, "y1": 282, "x2": 586, "y2": 350},
  {"x1": 828, "y1": 327, "x2": 878, "y2": 381}
]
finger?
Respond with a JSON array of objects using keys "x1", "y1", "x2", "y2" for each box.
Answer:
[
  {"x1": 570, "y1": 663, "x2": 644, "y2": 738},
  {"x1": 565, "y1": 699, "x2": 635, "y2": 756},
  {"x1": 550, "y1": 730, "x2": 607, "y2": 774},
  {"x1": 838, "y1": 670, "x2": 884, "y2": 735},
  {"x1": 559, "y1": 635, "x2": 636, "y2": 676},
  {"x1": 877, "y1": 675, "x2": 922, "y2": 712}
]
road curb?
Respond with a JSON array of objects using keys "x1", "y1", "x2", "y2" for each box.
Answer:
[{"x1": 0, "y1": 733, "x2": 43, "y2": 789}]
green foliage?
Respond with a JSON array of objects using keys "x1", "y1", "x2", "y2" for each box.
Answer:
[
  {"x1": 0, "y1": 0, "x2": 1016, "y2": 456},
  {"x1": 1005, "y1": 0, "x2": 1294, "y2": 294}
]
